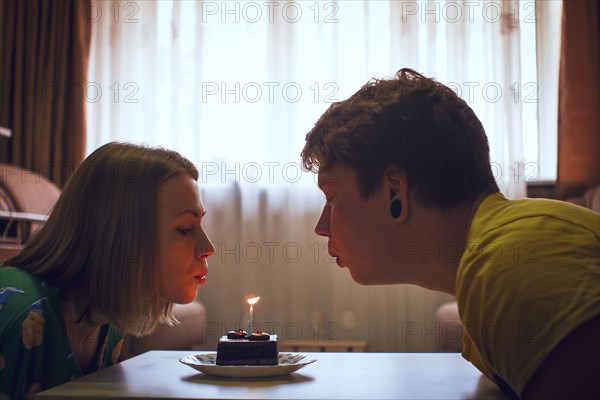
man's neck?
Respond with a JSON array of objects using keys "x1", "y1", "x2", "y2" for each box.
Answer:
[{"x1": 402, "y1": 200, "x2": 476, "y2": 295}]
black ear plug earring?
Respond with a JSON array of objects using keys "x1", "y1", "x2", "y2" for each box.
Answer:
[{"x1": 390, "y1": 199, "x2": 402, "y2": 219}]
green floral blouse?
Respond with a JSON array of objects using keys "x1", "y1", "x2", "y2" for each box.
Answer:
[{"x1": 0, "y1": 266, "x2": 124, "y2": 400}]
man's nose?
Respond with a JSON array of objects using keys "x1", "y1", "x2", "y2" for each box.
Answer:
[{"x1": 314, "y1": 206, "x2": 331, "y2": 237}]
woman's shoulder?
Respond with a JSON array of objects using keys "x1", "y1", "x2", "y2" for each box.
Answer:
[
  {"x1": 0, "y1": 264, "x2": 56, "y2": 293},
  {"x1": 0, "y1": 265, "x2": 59, "y2": 331}
]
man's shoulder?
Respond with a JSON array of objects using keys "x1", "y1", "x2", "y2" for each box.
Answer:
[
  {"x1": 469, "y1": 194, "x2": 599, "y2": 248},
  {"x1": 482, "y1": 194, "x2": 598, "y2": 231}
]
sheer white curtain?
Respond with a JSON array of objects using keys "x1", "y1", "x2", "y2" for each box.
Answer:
[{"x1": 87, "y1": 0, "x2": 546, "y2": 351}]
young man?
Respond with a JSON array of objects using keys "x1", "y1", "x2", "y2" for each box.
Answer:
[{"x1": 301, "y1": 68, "x2": 600, "y2": 399}]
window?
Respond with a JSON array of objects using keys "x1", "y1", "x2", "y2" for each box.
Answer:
[{"x1": 87, "y1": 0, "x2": 562, "y2": 193}]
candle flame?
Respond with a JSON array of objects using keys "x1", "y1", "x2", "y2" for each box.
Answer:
[{"x1": 247, "y1": 296, "x2": 260, "y2": 306}]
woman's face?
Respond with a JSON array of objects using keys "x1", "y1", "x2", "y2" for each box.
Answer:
[{"x1": 156, "y1": 174, "x2": 214, "y2": 304}]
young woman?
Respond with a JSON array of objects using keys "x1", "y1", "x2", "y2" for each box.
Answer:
[{"x1": 0, "y1": 142, "x2": 214, "y2": 399}]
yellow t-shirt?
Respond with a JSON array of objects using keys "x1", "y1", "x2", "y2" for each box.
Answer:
[{"x1": 456, "y1": 193, "x2": 600, "y2": 398}]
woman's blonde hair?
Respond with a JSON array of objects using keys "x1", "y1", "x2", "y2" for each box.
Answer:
[{"x1": 6, "y1": 142, "x2": 199, "y2": 336}]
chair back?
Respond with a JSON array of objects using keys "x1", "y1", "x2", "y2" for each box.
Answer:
[{"x1": 0, "y1": 163, "x2": 61, "y2": 263}]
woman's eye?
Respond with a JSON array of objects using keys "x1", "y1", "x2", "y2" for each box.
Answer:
[{"x1": 177, "y1": 228, "x2": 193, "y2": 236}]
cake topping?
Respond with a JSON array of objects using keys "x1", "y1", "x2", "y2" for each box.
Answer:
[
  {"x1": 227, "y1": 329, "x2": 248, "y2": 339},
  {"x1": 248, "y1": 331, "x2": 270, "y2": 341}
]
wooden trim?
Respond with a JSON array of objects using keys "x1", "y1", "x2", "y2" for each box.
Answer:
[
  {"x1": 280, "y1": 340, "x2": 368, "y2": 353},
  {"x1": 0, "y1": 210, "x2": 48, "y2": 222},
  {"x1": 526, "y1": 181, "x2": 558, "y2": 199}
]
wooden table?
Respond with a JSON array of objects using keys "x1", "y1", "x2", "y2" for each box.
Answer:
[{"x1": 36, "y1": 351, "x2": 509, "y2": 399}]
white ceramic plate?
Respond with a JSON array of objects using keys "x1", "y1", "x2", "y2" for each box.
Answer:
[{"x1": 179, "y1": 353, "x2": 317, "y2": 378}]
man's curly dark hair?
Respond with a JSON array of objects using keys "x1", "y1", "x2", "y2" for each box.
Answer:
[{"x1": 301, "y1": 68, "x2": 499, "y2": 209}]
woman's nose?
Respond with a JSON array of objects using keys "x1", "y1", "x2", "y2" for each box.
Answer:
[{"x1": 196, "y1": 229, "x2": 215, "y2": 258}]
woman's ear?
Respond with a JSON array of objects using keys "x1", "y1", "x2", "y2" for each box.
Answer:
[{"x1": 385, "y1": 166, "x2": 409, "y2": 223}]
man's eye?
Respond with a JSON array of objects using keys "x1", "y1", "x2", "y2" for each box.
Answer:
[
  {"x1": 177, "y1": 228, "x2": 193, "y2": 236},
  {"x1": 326, "y1": 196, "x2": 334, "y2": 205}
]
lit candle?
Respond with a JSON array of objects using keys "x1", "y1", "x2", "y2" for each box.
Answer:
[{"x1": 247, "y1": 296, "x2": 260, "y2": 335}]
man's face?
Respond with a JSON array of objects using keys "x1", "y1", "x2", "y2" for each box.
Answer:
[{"x1": 315, "y1": 165, "x2": 397, "y2": 284}]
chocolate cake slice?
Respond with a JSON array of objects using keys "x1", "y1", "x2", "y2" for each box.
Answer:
[{"x1": 216, "y1": 330, "x2": 278, "y2": 366}]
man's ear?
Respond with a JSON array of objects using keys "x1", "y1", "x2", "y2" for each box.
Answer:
[{"x1": 385, "y1": 166, "x2": 409, "y2": 223}]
